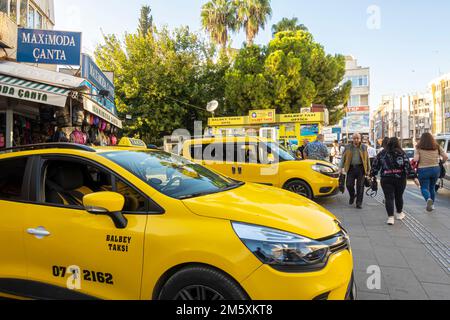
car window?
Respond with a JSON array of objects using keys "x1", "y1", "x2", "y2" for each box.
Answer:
[
  {"x1": 0, "y1": 157, "x2": 28, "y2": 201},
  {"x1": 236, "y1": 143, "x2": 259, "y2": 164},
  {"x1": 114, "y1": 177, "x2": 148, "y2": 213},
  {"x1": 42, "y1": 160, "x2": 113, "y2": 207},
  {"x1": 191, "y1": 143, "x2": 226, "y2": 162},
  {"x1": 101, "y1": 151, "x2": 242, "y2": 200}
]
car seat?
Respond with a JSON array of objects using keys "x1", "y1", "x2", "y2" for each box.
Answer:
[{"x1": 45, "y1": 163, "x2": 94, "y2": 206}]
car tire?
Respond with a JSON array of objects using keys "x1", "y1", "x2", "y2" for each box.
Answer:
[
  {"x1": 158, "y1": 266, "x2": 249, "y2": 301},
  {"x1": 284, "y1": 180, "x2": 313, "y2": 199}
]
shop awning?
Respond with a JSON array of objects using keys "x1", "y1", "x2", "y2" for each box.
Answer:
[
  {"x1": 0, "y1": 60, "x2": 90, "y2": 107},
  {"x1": 0, "y1": 74, "x2": 70, "y2": 107}
]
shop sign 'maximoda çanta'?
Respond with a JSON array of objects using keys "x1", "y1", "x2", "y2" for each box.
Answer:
[{"x1": 16, "y1": 28, "x2": 82, "y2": 66}]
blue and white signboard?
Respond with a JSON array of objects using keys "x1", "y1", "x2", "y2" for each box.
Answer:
[
  {"x1": 81, "y1": 54, "x2": 115, "y2": 100},
  {"x1": 81, "y1": 54, "x2": 117, "y2": 116},
  {"x1": 17, "y1": 28, "x2": 82, "y2": 65}
]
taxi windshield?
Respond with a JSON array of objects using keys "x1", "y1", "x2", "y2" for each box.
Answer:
[
  {"x1": 101, "y1": 151, "x2": 243, "y2": 200},
  {"x1": 266, "y1": 142, "x2": 296, "y2": 161}
]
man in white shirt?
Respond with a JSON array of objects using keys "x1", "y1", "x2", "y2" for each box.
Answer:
[{"x1": 366, "y1": 141, "x2": 377, "y2": 167}]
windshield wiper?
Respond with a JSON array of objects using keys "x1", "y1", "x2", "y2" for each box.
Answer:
[
  {"x1": 221, "y1": 181, "x2": 245, "y2": 191},
  {"x1": 178, "y1": 191, "x2": 218, "y2": 200},
  {"x1": 178, "y1": 182, "x2": 245, "y2": 200}
]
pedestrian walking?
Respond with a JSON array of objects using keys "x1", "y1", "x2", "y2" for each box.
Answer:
[
  {"x1": 339, "y1": 133, "x2": 371, "y2": 209},
  {"x1": 330, "y1": 140, "x2": 341, "y2": 166},
  {"x1": 371, "y1": 137, "x2": 414, "y2": 225},
  {"x1": 414, "y1": 133, "x2": 449, "y2": 212},
  {"x1": 377, "y1": 137, "x2": 390, "y2": 155},
  {"x1": 366, "y1": 141, "x2": 377, "y2": 167},
  {"x1": 296, "y1": 139, "x2": 309, "y2": 159},
  {"x1": 304, "y1": 134, "x2": 329, "y2": 161}
]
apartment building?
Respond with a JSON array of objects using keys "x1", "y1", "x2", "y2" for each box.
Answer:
[
  {"x1": 341, "y1": 56, "x2": 371, "y2": 142},
  {"x1": 0, "y1": 0, "x2": 55, "y2": 62},
  {"x1": 429, "y1": 73, "x2": 450, "y2": 135}
]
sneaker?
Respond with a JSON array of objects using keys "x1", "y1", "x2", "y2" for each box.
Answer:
[
  {"x1": 387, "y1": 217, "x2": 395, "y2": 225},
  {"x1": 395, "y1": 212, "x2": 406, "y2": 220},
  {"x1": 426, "y1": 199, "x2": 434, "y2": 213},
  {"x1": 431, "y1": 205, "x2": 436, "y2": 211}
]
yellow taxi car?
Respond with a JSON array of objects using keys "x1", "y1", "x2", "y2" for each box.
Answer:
[
  {"x1": 182, "y1": 137, "x2": 339, "y2": 200},
  {"x1": 0, "y1": 141, "x2": 354, "y2": 300}
]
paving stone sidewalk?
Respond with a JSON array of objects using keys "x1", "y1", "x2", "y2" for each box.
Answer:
[{"x1": 317, "y1": 193, "x2": 450, "y2": 300}]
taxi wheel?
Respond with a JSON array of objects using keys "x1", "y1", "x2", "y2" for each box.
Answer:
[
  {"x1": 158, "y1": 266, "x2": 248, "y2": 301},
  {"x1": 284, "y1": 180, "x2": 313, "y2": 199}
]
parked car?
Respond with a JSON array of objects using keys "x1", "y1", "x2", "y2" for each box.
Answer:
[
  {"x1": 436, "y1": 134, "x2": 450, "y2": 188},
  {"x1": 182, "y1": 137, "x2": 340, "y2": 200},
  {"x1": 0, "y1": 142, "x2": 354, "y2": 300}
]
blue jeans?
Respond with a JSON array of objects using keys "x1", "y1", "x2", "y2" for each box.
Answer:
[{"x1": 418, "y1": 167, "x2": 441, "y2": 202}]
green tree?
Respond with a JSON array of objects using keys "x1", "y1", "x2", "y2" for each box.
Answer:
[
  {"x1": 95, "y1": 27, "x2": 228, "y2": 143},
  {"x1": 138, "y1": 5, "x2": 153, "y2": 36},
  {"x1": 224, "y1": 30, "x2": 351, "y2": 124},
  {"x1": 234, "y1": 0, "x2": 272, "y2": 45},
  {"x1": 271, "y1": 17, "x2": 308, "y2": 36},
  {"x1": 201, "y1": 0, "x2": 237, "y2": 50}
]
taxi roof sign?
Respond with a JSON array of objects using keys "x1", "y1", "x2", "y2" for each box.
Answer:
[{"x1": 118, "y1": 138, "x2": 147, "y2": 149}]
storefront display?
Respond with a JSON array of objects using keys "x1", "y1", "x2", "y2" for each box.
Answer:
[{"x1": 0, "y1": 61, "x2": 122, "y2": 149}]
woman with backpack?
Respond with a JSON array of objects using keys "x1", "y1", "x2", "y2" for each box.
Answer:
[
  {"x1": 414, "y1": 133, "x2": 448, "y2": 212},
  {"x1": 371, "y1": 137, "x2": 414, "y2": 225}
]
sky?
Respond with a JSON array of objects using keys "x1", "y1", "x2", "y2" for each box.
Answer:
[{"x1": 54, "y1": 0, "x2": 450, "y2": 111}]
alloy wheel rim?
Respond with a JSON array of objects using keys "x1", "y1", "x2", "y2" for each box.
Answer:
[
  {"x1": 289, "y1": 183, "x2": 308, "y2": 197},
  {"x1": 175, "y1": 285, "x2": 225, "y2": 301}
]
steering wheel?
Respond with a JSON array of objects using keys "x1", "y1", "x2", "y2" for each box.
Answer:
[{"x1": 160, "y1": 177, "x2": 183, "y2": 192}]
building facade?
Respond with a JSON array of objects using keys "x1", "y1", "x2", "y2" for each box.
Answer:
[
  {"x1": 1, "y1": 0, "x2": 55, "y2": 71},
  {"x1": 371, "y1": 93, "x2": 432, "y2": 147},
  {"x1": 341, "y1": 56, "x2": 371, "y2": 142},
  {"x1": 0, "y1": 0, "x2": 123, "y2": 150},
  {"x1": 429, "y1": 74, "x2": 450, "y2": 135}
]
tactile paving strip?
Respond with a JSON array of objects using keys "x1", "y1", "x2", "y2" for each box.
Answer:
[{"x1": 373, "y1": 193, "x2": 450, "y2": 274}]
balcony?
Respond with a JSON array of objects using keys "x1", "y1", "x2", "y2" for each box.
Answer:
[{"x1": 0, "y1": 12, "x2": 17, "y2": 50}]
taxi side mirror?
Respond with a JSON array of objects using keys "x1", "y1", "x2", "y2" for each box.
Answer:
[
  {"x1": 267, "y1": 153, "x2": 275, "y2": 164},
  {"x1": 83, "y1": 192, "x2": 128, "y2": 229}
]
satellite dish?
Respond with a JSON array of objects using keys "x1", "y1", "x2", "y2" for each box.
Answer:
[{"x1": 207, "y1": 100, "x2": 219, "y2": 113}]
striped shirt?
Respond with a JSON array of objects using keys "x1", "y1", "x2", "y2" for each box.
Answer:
[{"x1": 415, "y1": 147, "x2": 445, "y2": 169}]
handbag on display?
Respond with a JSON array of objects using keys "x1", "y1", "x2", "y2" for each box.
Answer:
[
  {"x1": 56, "y1": 109, "x2": 71, "y2": 127},
  {"x1": 0, "y1": 133, "x2": 5, "y2": 148},
  {"x1": 72, "y1": 105, "x2": 85, "y2": 126}
]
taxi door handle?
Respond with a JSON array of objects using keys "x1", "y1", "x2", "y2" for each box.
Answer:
[
  {"x1": 238, "y1": 167, "x2": 242, "y2": 174},
  {"x1": 232, "y1": 167, "x2": 236, "y2": 175},
  {"x1": 27, "y1": 227, "x2": 51, "y2": 239}
]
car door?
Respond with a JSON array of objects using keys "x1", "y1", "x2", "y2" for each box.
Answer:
[
  {"x1": 235, "y1": 142, "x2": 280, "y2": 187},
  {"x1": 0, "y1": 156, "x2": 30, "y2": 297},
  {"x1": 22, "y1": 155, "x2": 148, "y2": 300},
  {"x1": 445, "y1": 140, "x2": 450, "y2": 182}
]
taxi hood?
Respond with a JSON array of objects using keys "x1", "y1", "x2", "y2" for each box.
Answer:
[{"x1": 182, "y1": 183, "x2": 340, "y2": 240}]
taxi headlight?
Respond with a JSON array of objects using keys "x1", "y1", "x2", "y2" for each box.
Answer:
[
  {"x1": 312, "y1": 164, "x2": 338, "y2": 177},
  {"x1": 232, "y1": 222, "x2": 330, "y2": 272}
]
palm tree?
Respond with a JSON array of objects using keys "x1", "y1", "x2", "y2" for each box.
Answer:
[
  {"x1": 201, "y1": 0, "x2": 237, "y2": 51},
  {"x1": 271, "y1": 17, "x2": 308, "y2": 36},
  {"x1": 234, "y1": 0, "x2": 272, "y2": 46}
]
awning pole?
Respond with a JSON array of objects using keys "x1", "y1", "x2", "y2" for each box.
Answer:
[
  {"x1": 70, "y1": 98, "x2": 73, "y2": 127},
  {"x1": 5, "y1": 102, "x2": 13, "y2": 148}
]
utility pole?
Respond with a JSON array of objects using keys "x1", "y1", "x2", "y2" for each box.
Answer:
[{"x1": 400, "y1": 96, "x2": 403, "y2": 147}]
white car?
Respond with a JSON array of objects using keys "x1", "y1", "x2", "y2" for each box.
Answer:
[{"x1": 436, "y1": 134, "x2": 450, "y2": 188}]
